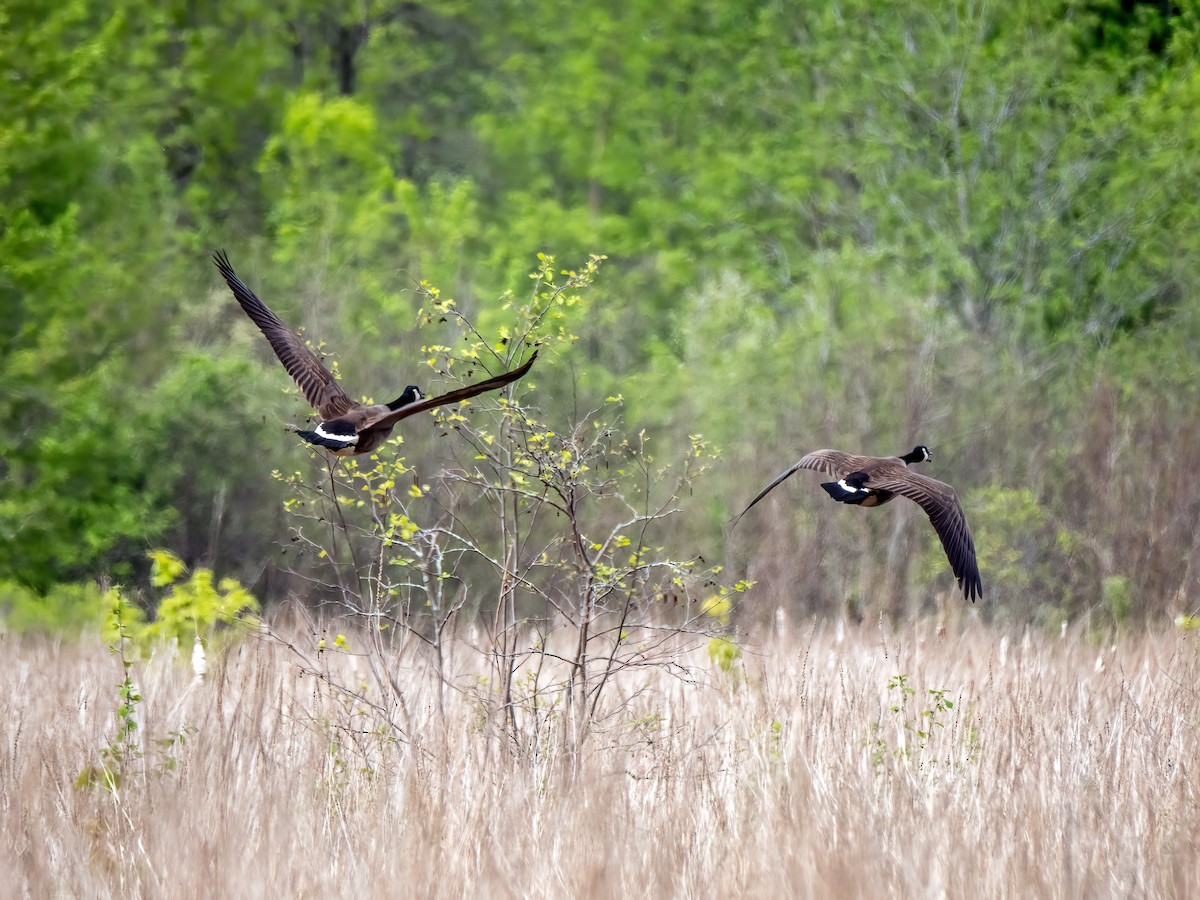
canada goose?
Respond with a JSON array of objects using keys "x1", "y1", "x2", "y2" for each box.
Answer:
[
  {"x1": 734, "y1": 445, "x2": 982, "y2": 602},
  {"x1": 214, "y1": 251, "x2": 536, "y2": 455}
]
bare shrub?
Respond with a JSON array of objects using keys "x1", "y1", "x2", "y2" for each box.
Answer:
[{"x1": 268, "y1": 255, "x2": 742, "y2": 760}]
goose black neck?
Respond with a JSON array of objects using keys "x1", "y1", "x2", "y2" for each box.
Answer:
[
  {"x1": 387, "y1": 385, "x2": 422, "y2": 410},
  {"x1": 900, "y1": 445, "x2": 931, "y2": 465}
]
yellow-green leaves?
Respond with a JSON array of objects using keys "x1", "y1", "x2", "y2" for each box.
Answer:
[
  {"x1": 142, "y1": 551, "x2": 260, "y2": 651},
  {"x1": 334, "y1": 633, "x2": 349, "y2": 650},
  {"x1": 701, "y1": 594, "x2": 733, "y2": 625},
  {"x1": 387, "y1": 513, "x2": 420, "y2": 543},
  {"x1": 97, "y1": 551, "x2": 259, "y2": 659},
  {"x1": 148, "y1": 548, "x2": 187, "y2": 587},
  {"x1": 708, "y1": 637, "x2": 742, "y2": 673}
]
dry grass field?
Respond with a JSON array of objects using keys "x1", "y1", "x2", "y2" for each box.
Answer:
[{"x1": 2, "y1": 619, "x2": 1198, "y2": 899}]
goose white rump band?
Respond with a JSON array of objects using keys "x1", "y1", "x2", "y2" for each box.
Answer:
[{"x1": 315, "y1": 424, "x2": 358, "y2": 444}]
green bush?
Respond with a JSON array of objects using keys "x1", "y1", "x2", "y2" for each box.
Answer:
[{"x1": 122, "y1": 550, "x2": 260, "y2": 654}]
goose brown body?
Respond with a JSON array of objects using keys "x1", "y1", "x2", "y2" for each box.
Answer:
[
  {"x1": 214, "y1": 251, "x2": 536, "y2": 455},
  {"x1": 735, "y1": 445, "x2": 982, "y2": 602}
]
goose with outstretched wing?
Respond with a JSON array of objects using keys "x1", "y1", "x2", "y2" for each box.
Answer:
[
  {"x1": 734, "y1": 445, "x2": 982, "y2": 602},
  {"x1": 214, "y1": 251, "x2": 536, "y2": 455}
]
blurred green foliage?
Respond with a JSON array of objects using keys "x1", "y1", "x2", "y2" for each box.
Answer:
[
  {"x1": 101, "y1": 551, "x2": 259, "y2": 654},
  {"x1": 3, "y1": 0, "x2": 1199, "y2": 629},
  {"x1": 0, "y1": 579, "x2": 107, "y2": 635},
  {"x1": 2, "y1": 550, "x2": 257, "y2": 650}
]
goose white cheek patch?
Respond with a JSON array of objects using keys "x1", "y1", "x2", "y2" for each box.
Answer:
[{"x1": 838, "y1": 479, "x2": 868, "y2": 494}]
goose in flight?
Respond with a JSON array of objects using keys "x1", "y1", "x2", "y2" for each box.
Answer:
[
  {"x1": 214, "y1": 251, "x2": 536, "y2": 455},
  {"x1": 734, "y1": 445, "x2": 982, "y2": 602}
]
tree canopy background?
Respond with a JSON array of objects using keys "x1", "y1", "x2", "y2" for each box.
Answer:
[{"x1": 3, "y1": 0, "x2": 1199, "y2": 631}]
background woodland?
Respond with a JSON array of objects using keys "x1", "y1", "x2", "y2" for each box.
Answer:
[{"x1": 4, "y1": 0, "x2": 1200, "y2": 633}]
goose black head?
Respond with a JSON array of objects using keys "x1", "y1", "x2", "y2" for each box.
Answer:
[
  {"x1": 387, "y1": 386, "x2": 424, "y2": 410},
  {"x1": 900, "y1": 445, "x2": 932, "y2": 465}
]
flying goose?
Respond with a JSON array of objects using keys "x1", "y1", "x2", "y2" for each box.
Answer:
[
  {"x1": 214, "y1": 251, "x2": 536, "y2": 455},
  {"x1": 734, "y1": 445, "x2": 982, "y2": 602}
]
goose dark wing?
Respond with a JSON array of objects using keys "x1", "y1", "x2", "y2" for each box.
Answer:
[
  {"x1": 214, "y1": 251, "x2": 357, "y2": 420},
  {"x1": 868, "y1": 470, "x2": 982, "y2": 602},
  {"x1": 731, "y1": 460, "x2": 808, "y2": 526},
  {"x1": 362, "y1": 352, "x2": 538, "y2": 430},
  {"x1": 793, "y1": 449, "x2": 876, "y2": 479},
  {"x1": 733, "y1": 450, "x2": 867, "y2": 526}
]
